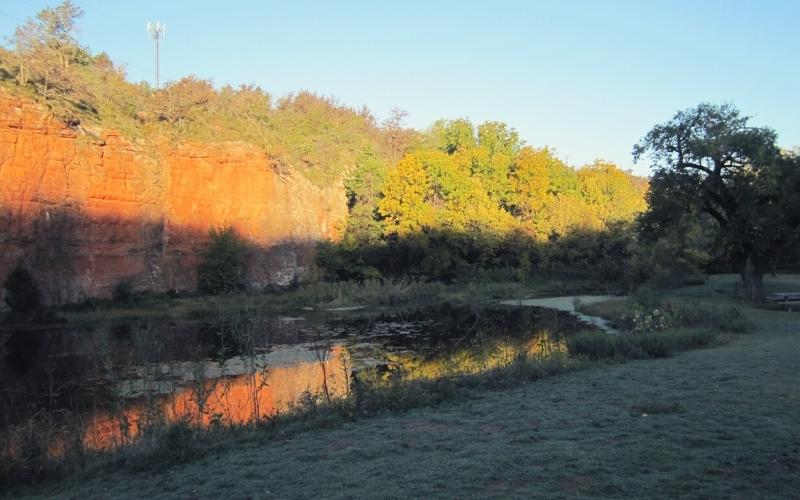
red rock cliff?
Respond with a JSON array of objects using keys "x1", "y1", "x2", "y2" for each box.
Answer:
[{"x1": 0, "y1": 96, "x2": 347, "y2": 304}]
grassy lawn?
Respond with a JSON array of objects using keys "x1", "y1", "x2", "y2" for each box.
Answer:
[{"x1": 17, "y1": 275, "x2": 800, "y2": 499}]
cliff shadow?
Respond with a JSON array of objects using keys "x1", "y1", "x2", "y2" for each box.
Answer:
[{"x1": 0, "y1": 206, "x2": 319, "y2": 306}]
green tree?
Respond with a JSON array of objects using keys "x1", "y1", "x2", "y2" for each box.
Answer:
[
  {"x1": 11, "y1": 1, "x2": 84, "y2": 99},
  {"x1": 197, "y1": 226, "x2": 249, "y2": 295},
  {"x1": 634, "y1": 103, "x2": 799, "y2": 300},
  {"x1": 472, "y1": 121, "x2": 521, "y2": 206},
  {"x1": 343, "y1": 149, "x2": 387, "y2": 245},
  {"x1": 477, "y1": 121, "x2": 522, "y2": 159},
  {"x1": 157, "y1": 76, "x2": 217, "y2": 126},
  {"x1": 429, "y1": 118, "x2": 477, "y2": 154},
  {"x1": 3, "y1": 265, "x2": 42, "y2": 314},
  {"x1": 632, "y1": 210, "x2": 714, "y2": 287}
]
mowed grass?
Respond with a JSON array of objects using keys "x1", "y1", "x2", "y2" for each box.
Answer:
[{"x1": 19, "y1": 275, "x2": 800, "y2": 499}]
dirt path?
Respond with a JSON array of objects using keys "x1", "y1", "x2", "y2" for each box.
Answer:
[{"x1": 26, "y1": 308, "x2": 800, "y2": 499}]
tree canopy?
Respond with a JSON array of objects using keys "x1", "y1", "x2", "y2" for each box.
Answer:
[
  {"x1": 374, "y1": 119, "x2": 646, "y2": 242},
  {"x1": 634, "y1": 103, "x2": 800, "y2": 300},
  {"x1": 10, "y1": 0, "x2": 85, "y2": 102}
]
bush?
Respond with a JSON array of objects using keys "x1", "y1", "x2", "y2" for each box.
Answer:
[
  {"x1": 197, "y1": 226, "x2": 248, "y2": 295},
  {"x1": 711, "y1": 307, "x2": 753, "y2": 333},
  {"x1": 112, "y1": 280, "x2": 134, "y2": 306},
  {"x1": 541, "y1": 224, "x2": 635, "y2": 283},
  {"x1": 625, "y1": 236, "x2": 710, "y2": 289},
  {"x1": 3, "y1": 265, "x2": 42, "y2": 315},
  {"x1": 633, "y1": 334, "x2": 673, "y2": 358},
  {"x1": 595, "y1": 296, "x2": 754, "y2": 335},
  {"x1": 568, "y1": 331, "x2": 617, "y2": 360},
  {"x1": 315, "y1": 241, "x2": 383, "y2": 282},
  {"x1": 568, "y1": 328, "x2": 718, "y2": 361}
]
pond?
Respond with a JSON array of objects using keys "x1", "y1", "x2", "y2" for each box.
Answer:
[{"x1": 0, "y1": 302, "x2": 600, "y2": 455}]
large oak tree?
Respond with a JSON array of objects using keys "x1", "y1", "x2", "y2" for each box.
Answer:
[{"x1": 634, "y1": 103, "x2": 799, "y2": 300}]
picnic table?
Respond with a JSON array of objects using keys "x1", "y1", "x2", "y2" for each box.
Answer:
[{"x1": 772, "y1": 292, "x2": 800, "y2": 311}]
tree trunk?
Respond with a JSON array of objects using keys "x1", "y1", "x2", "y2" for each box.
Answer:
[{"x1": 740, "y1": 254, "x2": 765, "y2": 303}]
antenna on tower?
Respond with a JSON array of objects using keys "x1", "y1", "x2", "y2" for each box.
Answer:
[{"x1": 146, "y1": 21, "x2": 166, "y2": 89}]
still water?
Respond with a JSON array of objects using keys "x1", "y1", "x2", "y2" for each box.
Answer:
[{"x1": 0, "y1": 304, "x2": 595, "y2": 454}]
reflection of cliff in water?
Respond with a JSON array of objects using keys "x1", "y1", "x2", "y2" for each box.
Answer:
[
  {"x1": 84, "y1": 345, "x2": 349, "y2": 451},
  {"x1": 1, "y1": 304, "x2": 595, "y2": 455}
]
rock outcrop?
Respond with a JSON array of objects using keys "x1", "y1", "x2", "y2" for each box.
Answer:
[{"x1": 0, "y1": 96, "x2": 347, "y2": 305}]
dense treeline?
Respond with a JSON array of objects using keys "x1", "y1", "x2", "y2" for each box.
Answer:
[{"x1": 323, "y1": 117, "x2": 648, "y2": 283}]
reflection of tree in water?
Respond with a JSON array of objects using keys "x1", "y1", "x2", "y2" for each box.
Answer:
[
  {"x1": 4, "y1": 330, "x2": 41, "y2": 375},
  {"x1": 380, "y1": 330, "x2": 567, "y2": 383},
  {"x1": 349, "y1": 304, "x2": 577, "y2": 383},
  {"x1": 2, "y1": 328, "x2": 116, "y2": 413}
]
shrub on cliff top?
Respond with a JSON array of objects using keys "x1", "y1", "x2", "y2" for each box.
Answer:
[
  {"x1": 3, "y1": 264, "x2": 42, "y2": 314},
  {"x1": 197, "y1": 226, "x2": 248, "y2": 295}
]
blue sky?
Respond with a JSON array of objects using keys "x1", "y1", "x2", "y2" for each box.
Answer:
[{"x1": 2, "y1": 0, "x2": 798, "y2": 175}]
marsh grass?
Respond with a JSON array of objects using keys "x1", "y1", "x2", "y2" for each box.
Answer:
[
  {"x1": 578, "y1": 294, "x2": 753, "y2": 335},
  {"x1": 60, "y1": 277, "x2": 607, "y2": 325},
  {"x1": 568, "y1": 328, "x2": 719, "y2": 360},
  {"x1": 569, "y1": 296, "x2": 751, "y2": 361},
  {"x1": 0, "y1": 410, "x2": 86, "y2": 490}
]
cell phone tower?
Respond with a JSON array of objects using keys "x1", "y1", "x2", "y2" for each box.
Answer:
[{"x1": 146, "y1": 21, "x2": 166, "y2": 89}]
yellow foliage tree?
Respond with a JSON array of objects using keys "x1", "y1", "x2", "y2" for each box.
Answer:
[
  {"x1": 510, "y1": 147, "x2": 555, "y2": 224},
  {"x1": 380, "y1": 149, "x2": 517, "y2": 237},
  {"x1": 379, "y1": 152, "x2": 436, "y2": 237},
  {"x1": 577, "y1": 160, "x2": 647, "y2": 225}
]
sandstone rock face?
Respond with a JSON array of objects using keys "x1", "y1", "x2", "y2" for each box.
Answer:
[{"x1": 0, "y1": 96, "x2": 347, "y2": 305}]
